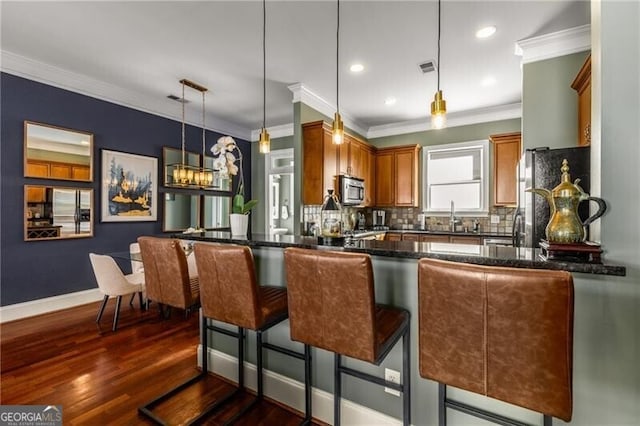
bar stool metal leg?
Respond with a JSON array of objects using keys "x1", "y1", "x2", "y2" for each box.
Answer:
[
  {"x1": 334, "y1": 353, "x2": 342, "y2": 426},
  {"x1": 403, "y1": 326, "x2": 411, "y2": 426},
  {"x1": 303, "y1": 344, "x2": 312, "y2": 425}
]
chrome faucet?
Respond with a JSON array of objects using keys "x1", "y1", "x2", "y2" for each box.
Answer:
[{"x1": 450, "y1": 200, "x2": 461, "y2": 232}]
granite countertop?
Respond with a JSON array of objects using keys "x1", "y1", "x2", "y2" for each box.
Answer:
[{"x1": 177, "y1": 231, "x2": 626, "y2": 276}]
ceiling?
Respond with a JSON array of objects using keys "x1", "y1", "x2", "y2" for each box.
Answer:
[{"x1": 1, "y1": 1, "x2": 589, "y2": 140}]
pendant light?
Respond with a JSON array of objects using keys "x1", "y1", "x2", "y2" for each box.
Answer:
[
  {"x1": 332, "y1": 0, "x2": 344, "y2": 145},
  {"x1": 168, "y1": 79, "x2": 215, "y2": 189},
  {"x1": 258, "y1": 0, "x2": 270, "y2": 154},
  {"x1": 431, "y1": 0, "x2": 447, "y2": 129}
]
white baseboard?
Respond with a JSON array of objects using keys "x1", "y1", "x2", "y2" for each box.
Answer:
[
  {"x1": 198, "y1": 345, "x2": 402, "y2": 426},
  {"x1": 0, "y1": 289, "x2": 103, "y2": 323}
]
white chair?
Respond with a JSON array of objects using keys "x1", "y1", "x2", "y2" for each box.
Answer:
[
  {"x1": 89, "y1": 253, "x2": 145, "y2": 331},
  {"x1": 129, "y1": 242, "x2": 146, "y2": 307}
]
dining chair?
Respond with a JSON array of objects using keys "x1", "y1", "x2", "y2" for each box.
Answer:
[
  {"x1": 137, "y1": 236, "x2": 200, "y2": 318},
  {"x1": 128, "y1": 242, "x2": 146, "y2": 307},
  {"x1": 89, "y1": 253, "x2": 145, "y2": 331}
]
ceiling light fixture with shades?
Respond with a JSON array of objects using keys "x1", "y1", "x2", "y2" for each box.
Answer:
[
  {"x1": 332, "y1": 0, "x2": 344, "y2": 145},
  {"x1": 168, "y1": 78, "x2": 216, "y2": 189},
  {"x1": 258, "y1": 0, "x2": 270, "y2": 154},
  {"x1": 431, "y1": 0, "x2": 447, "y2": 129}
]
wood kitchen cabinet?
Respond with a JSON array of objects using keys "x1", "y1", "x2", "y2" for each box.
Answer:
[
  {"x1": 490, "y1": 132, "x2": 521, "y2": 207},
  {"x1": 450, "y1": 235, "x2": 482, "y2": 245},
  {"x1": 26, "y1": 159, "x2": 90, "y2": 181},
  {"x1": 303, "y1": 120, "x2": 375, "y2": 205},
  {"x1": 401, "y1": 233, "x2": 481, "y2": 244},
  {"x1": 385, "y1": 232, "x2": 402, "y2": 241},
  {"x1": 571, "y1": 54, "x2": 591, "y2": 147},
  {"x1": 26, "y1": 186, "x2": 47, "y2": 203},
  {"x1": 420, "y1": 234, "x2": 451, "y2": 243},
  {"x1": 375, "y1": 145, "x2": 420, "y2": 207}
]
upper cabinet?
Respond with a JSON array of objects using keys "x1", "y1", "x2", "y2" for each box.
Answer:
[
  {"x1": 490, "y1": 132, "x2": 522, "y2": 207},
  {"x1": 571, "y1": 54, "x2": 591, "y2": 147},
  {"x1": 24, "y1": 121, "x2": 93, "y2": 182},
  {"x1": 375, "y1": 145, "x2": 420, "y2": 207},
  {"x1": 302, "y1": 121, "x2": 375, "y2": 206}
]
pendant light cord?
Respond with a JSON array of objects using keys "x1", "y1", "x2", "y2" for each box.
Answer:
[
  {"x1": 262, "y1": 0, "x2": 266, "y2": 129},
  {"x1": 202, "y1": 90, "x2": 206, "y2": 158},
  {"x1": 336, "y1": 0, "x2": 340, "y2": 113},
  {"x1": 437, "y1": 0, "x2": 441, "y2": 92},
  {"x1": 181, "y1": 81, "x2": 186, "y2": 165}
]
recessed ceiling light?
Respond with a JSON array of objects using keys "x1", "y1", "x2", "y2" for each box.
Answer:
[
  {"x1": 350, "y1": 63, "x2": 364, "y2": 73},
  {"x1": 476, "y1": 26, "x2": 496, "y2": 39},
  {"x1": 384, "y1": 97, "x2": 397, "y2": 106},
  {"x1": 481, "y1": 76, "x2": 497, "y2": 87}
]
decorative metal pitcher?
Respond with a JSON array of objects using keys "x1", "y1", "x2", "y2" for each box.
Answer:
[{"x1": 526, "y1": 159, "x2": 606, "y2": 244}]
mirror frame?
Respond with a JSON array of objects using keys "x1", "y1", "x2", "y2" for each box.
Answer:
[
  {"x1": 24, "y1": 185, "x2": 94, "y2": 241},
  {"x1": 24, "y1": 121, "x2": 94, "y2": 182},
  {"x1": 162, "y1": 192, "x2": 201, "y2": 232}
]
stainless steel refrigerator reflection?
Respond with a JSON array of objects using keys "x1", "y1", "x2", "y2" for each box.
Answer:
[
  {"x1": 513, "y1": 146, "x2": 590, "y2": 248},
  {"x1": 53, "y1": 188, "x2": 91, "y2": 235}
]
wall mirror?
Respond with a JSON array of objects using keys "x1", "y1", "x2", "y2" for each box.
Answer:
[
  {"x1": 163, "y1": 193, "x2": 231, "y2": 232},
  {"x1": 202, "y1": 195, "x2": 231, "y2": 229},
  {"x1": 163, "y1": 193, "x2": 200, "y2": 232},
  {"x1": 24, "y1": 185, "x2": 93, "y2": 241},
  {"x1": 24, "y1": 121, "x2": 93, "y2": 182},
  {"x1": 203, "y1": 155, "x2": 232, "y2": 191},
  {"x1": 163, "y1": 147, "x2": 200, "y2": 187}
]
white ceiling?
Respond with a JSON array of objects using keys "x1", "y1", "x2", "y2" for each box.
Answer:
[{"x1": 1, "y1": 1, "x2": 590, "y2": 140}]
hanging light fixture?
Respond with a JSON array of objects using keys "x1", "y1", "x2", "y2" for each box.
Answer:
[
  {"x1": 258, "y1": 0, "x2": 270, "y2": 154},
  {"x1": 168, "y1": 79, "x2": 215, "y2": 189},
  {"x1": 332, "y1": 0, "x2": 344, "y2": 145},
  {"x1": 431, "y1": 0, "x2": 447, "y2": 129}
]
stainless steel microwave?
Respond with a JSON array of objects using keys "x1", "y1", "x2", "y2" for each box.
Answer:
[{"x1": 338, "y1": 175, "x2": 365, "y2": 206}]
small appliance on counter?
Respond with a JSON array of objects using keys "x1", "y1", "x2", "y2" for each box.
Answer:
[
  {"x1": 372, "y1": 210, "x2": 388, "y2": 230},
  {"x1": 318, "y1": 189, "x2": 345, "y2": 246},
  {"x1": 338, "y1": 175, "x2": 365, "y2": 206}
]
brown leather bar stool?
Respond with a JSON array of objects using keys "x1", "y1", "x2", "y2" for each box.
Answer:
[
  {"x1": 418, "y1": 258, "x2": 574, "y2": 426},
  {"x1": 137, "y1": 236, "x2": 199, "y2": 318},
  {"x1": 139, "y1": 243, "x2": 311, "y2": 425},
  {"x1": 284, "y1": 247, "x2": 411, "y2": 426}
]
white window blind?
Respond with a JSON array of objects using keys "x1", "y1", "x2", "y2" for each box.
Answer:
[{"x1": 422, "y1": 140, "x2": 489, "y2": 215}]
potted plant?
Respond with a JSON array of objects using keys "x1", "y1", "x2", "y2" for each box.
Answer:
[{"x1": 211, "y1": 136, "x2": 257, "y2": 235}]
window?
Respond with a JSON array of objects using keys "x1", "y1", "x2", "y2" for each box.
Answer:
[{"x1": 422, "y1": 140, "x2": 489, "y2": 215}]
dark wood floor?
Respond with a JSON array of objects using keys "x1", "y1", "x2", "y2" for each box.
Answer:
[{"x1": 1, "y1": 300, "x2": 318, "y2": 425}]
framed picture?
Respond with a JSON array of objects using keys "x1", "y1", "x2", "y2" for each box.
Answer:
[{"x1": 101, "y1": 149, "x2": 158, "y2": 222}]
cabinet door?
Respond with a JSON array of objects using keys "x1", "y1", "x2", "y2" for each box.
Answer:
[
  {"x1": 571, "y1": 55, "x2": 591, "y2": 147},
  {"x1": 50, "y1": 163, "x2": 72, "y2": 179},
  {"x1": 402, "y1": 233, "x2": 421, "y2": 242},
  {"x1": 395, "y1": 148, "x2": 418, "y2": 206},
  {"x1": 375, "y1": 152, "x2": 394, "y2": 206},
  {"x1": 450, "y1": 235, "x2": 482, "y2": 245},
  {"x1": 490, "y1": 132, "x2": 521, "y2": 206},
  {"x1": 361, "y1": 147, "x2": 375, "y2": 207},
  {"x1": 26, "y1": 161, "x2": 49, "y2": 178},
  {"x1": 385, "y1": 232, "x2": 402, "y2": 241},
  {"x1": 420, "y1": 235, "x2": 450, "y2": 243},
  {"x1": 339, "y1": 139, "x2": 350, "y2": 176},
  {"x1": 303, "y1": 121, "x2": 334, "y2": 205},
  {"x1": 26, "y1": 186, "x2": 46, "y2": 203},
  {"x1": 72, "y1": 165, "x2": 91, "y2": 180},
  {"x1": 349, "y1": 139, "x2": 363, "y2": 178}
]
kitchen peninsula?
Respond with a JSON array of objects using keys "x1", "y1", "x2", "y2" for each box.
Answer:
[
  {"x1": 178, "y1": 231, "x2": 625, "y2": 276},
  {"x1": 173, "y1": 231, "x2": 625, "y2": 425}
]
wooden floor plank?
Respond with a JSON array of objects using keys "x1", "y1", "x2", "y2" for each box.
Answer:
[{"x1": 0, "y1": 301, "x2": 322, "y2": 425}]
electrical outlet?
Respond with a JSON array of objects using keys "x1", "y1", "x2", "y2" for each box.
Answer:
[
  {"x1": 384, "y1": 368, "x2": 401, "y2": 397},
  {"x1": 491, "y1": 214, "x2": 500, "y2": 224}
]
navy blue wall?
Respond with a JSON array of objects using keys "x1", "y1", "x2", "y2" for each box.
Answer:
[{"x1": 0, "y1": 73, "x2": 252, "y2": 305}]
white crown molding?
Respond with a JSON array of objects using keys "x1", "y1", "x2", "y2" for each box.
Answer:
[
  {"x1": 288, "y1": 83, "x2": 369, "y2": 137},
  {"x1": 516, "y1": 24, "x2": 591, "y2": 64},
  {"x1": 249, "y1": 123, "x2": 294, "y2": 142},
  {"x1": 367, "y1": 103, "x2": 522, "y2": 139},
  {"x1": 1, "y1": 50, "x2": 251, "y2": 140}
]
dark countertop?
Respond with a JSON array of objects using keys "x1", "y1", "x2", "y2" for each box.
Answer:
[
  {"x1": 176, "y1": 231, "x2": 626, "y2": 276},
  {"x1": 365, "y1": 229, "x2": 511, "y2": 238}
]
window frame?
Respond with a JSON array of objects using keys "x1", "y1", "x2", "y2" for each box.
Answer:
[{"x1": 422, "y1": 139, "x2": 490, "y2": 216}]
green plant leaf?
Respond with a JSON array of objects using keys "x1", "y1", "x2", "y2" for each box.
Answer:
[
  {"x1": 232, "y1": 194, "x2": 258, "y2": 214},
  {"x1": 242, "y1": 199, "x2": 258, "y2": 214}
]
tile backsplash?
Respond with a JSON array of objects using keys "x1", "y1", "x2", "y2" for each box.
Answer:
[{"x1": 302, "y1": 205, "x2": 516, "y2": 235}]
